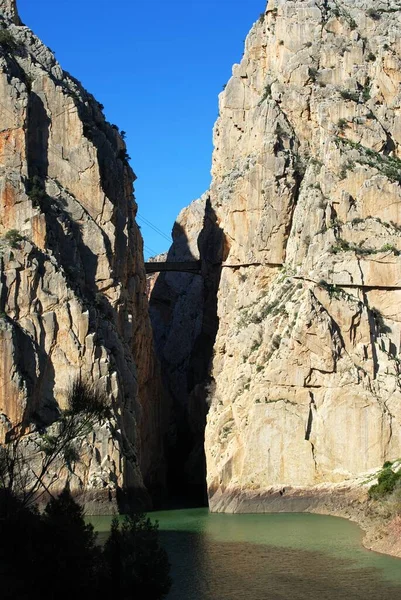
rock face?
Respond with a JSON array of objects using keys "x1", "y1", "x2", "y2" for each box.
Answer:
[
  {"x1": 154, "y1": 0, "x2": 401, "y2": 512},
  {"x1": 0, "y1": 1, "x2": 164, "y2": 510},
  {"x1": 149, "y1": 195, "x2": 224, "y2": 504}
]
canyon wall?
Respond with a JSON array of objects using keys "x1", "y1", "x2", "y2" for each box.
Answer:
[
  {"x1": 151, "y1": 0, "x2": 401, "y2": 512},
  {"x1": 206, "y1": 0, "x2": 401, "y2": 511},
  {"x1": 0, "y1": 0, "x2": 165, "y2": 510},
  {"x1": 148, "y1": 195, "x2": 224, "y2": 504}
]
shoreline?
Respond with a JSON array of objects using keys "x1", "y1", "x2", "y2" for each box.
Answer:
[{"x1": 208, "y1": 482, "x2": 401, "y2": 558}]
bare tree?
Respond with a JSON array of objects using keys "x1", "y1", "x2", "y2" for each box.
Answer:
[{"x1": 0, "y1": 378, "x2": 110, "y2": 514}]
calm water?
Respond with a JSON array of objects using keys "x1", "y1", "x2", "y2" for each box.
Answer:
[{"x1": 89, "y1": 508, "x2": 401, "y2": 599}]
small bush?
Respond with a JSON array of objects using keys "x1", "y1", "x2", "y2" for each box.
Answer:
[
  {"x1": 3, "y1": 229, "x2": 24, "y2": 249},
  {"x1": 367, "y1": 8, "x2": 381, "y2": 20},
  {"x1": 337, "y1": 118, "x2": 349, "y2": 131},
  {"x1": 362, "y1": 80, "x2": 371, "y2": 102},
  {"x1": 118, "y1": 149, "x2": 131, "y2": 165},
  {"x1": 329, "y1": 238, "x2": 351, "y2": 254},
  {"x1": 102, "y1": 514, "x2": 171, "y2": 600},
  {"x1": 0, "y1": 29, "x2": 18, "y2": 51},
  {"x1": 340, "y1": 90, "x2": 360, "y2": 103},
  {"x1": 308, "y1": 67, "x2": 318, "y2": 82},
  {"x1": 259, "y1": 83, "x2": 272, "y2": 104},
  {"x1": 27, "y1": 175, "x2": 47, "y2": 208},
  {"x1": 369, "y1": 467, "x2": 401, "y2": 499},
  {"x1": 272, "y1": 334, "x2": 281, "y2": 350}
]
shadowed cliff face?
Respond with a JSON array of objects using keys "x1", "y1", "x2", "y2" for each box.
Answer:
[
  {"x1": 149, "y1": 197, "x2": 226, "y2": 506},
  {"x1": 0, "y1": 3, "x2": 165, "y2": 511}
]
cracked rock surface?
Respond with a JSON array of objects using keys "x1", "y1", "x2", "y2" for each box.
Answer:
[
  {"x1": 206, "y1": 0, "x2": 401, "y2": 512},
  {"x1": 151, "y1": 0, "x2": 401, "y2": 513},
  {"x1": 0, "y1": 0, "x2": 164, "y2": 511}
]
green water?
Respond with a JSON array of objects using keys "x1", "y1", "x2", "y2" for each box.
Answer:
[{"x1": 89, "y1": 509, "x2": 401, "y2": 599}]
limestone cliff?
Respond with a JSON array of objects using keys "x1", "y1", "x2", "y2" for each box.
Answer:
[
  {"x1": 152, "y1": 0, "x2": 401, "y2": 512},
  {"x1": 207, "y1": 0, "x2": 401, "y2": 511},
  {"x1": 0, "y1": 0, "x2": 164, "y2": 510}
]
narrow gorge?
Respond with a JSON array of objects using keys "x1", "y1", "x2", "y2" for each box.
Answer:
[
  {"x1": 2, "y1": 0, "x2": 401, "y2": 557},
  {"x1": 149, "y1": 0, "x2": 401, "y2": 548}
]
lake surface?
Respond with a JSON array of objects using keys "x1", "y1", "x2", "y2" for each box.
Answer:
[{"x1": 89, "y1": 508, "x2": 401, "y2": 599}]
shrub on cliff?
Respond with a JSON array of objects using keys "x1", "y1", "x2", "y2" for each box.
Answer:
[
  {"x1": 0, "y1": 29, "x2": 18, "y2": 51},
  {"x1": 0, "y1": 377, "x2": 110, "y2": 511},
  {"x1": 369, "y1": 467, "x2": 401, "y2": 499}
]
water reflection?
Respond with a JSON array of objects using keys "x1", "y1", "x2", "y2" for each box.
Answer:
[
  {"x1": 162, "y1": 531, "x2": 401, "y2": 600},
  {"x1": 89, "y1": 509, "x2": 401, "y2": 600}
]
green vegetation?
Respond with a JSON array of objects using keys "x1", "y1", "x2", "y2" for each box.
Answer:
[
  {"x1": 102, "y1": 514, "x2": 171, "y2": 600},
  {"x1": 308, "y1": 67, "x2": 318, "y2": 82},
  {"x1": 310, "y1": 158, "x2": 323, "y2": 168},
  {"x1": 367, "y1": 8, "x2": 381, "y2": 20},
  {"x1": 2, "y1": 229, "x2": 24, "y2": 249},
  {"x1": 369, "y1": 465, "x2": 401, "y2": 499},
  {"x1": 0, "y1": 29, "x2": 18, "y2": 51},
  {"x1": 0, "y1": 379, "x2": 171, "y2": 600},
  {"x1": 337, "y1": 118, "x2": 349, "y2": 131},
  {"x1": 118, "y1": 148, "x2": 131, "y2": 165},
  {"x1": 259, "y1": 83, "x2": 272, "y2": 104},
  {"x1": 27, "y1": 175, "x2": 47, "y2": 208},
  {"x1": 362, "y1": 78, "x2": 371, "y2": 102},
  {"x1": 318, "y1": 280, "x2": 361, "y2": 305},
  {"x1": 336, "y1": 138, "x2": 401, "y2": 183},
  {"x1": 1, "y1": 379, "x2": 110, "y2": 510},
  {"x1": 329, "y1": 237, "x2": 401, "y2": 256},
  {"x1": 250, "y1": 340, "x2": 261, "y2": 353},
  {"x1": 340, "y1": 90, "x2": 360, "y2": 103},
  {"x1": 0, "y1": 487, "x2": 171, "y2": 600}
]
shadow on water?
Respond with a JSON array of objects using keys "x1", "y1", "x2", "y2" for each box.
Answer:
[
  {"x1": 88, "y1": 510, "x2": 401, "y2": 600},
  {"x1": 149, "y1": 197, "x2": 227, "y2": 508},
  {"x1": 160, "y1": 529, "x2": 401, "y2": 600}
]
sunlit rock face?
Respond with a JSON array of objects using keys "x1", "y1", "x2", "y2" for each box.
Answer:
[
  {"x1": 0, "y1": 1, "x2": 165, "y2": 511},
  {"x1": 163, "y1": 0, "x2": 401, "y2": 511}
]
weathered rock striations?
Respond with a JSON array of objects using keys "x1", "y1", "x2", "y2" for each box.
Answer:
[
  {"x1": 0, "y1": 0, "x2": 164, "y2": 510},
  {"x1": 205, "y1": 0, "x2": 401, "y2": 513},
  {"x1": 152, "y1": 0, "x2": 401, "y2": 515}
]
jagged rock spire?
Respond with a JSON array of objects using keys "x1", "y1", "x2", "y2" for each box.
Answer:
[{"x1": 0, "y1": 0, "x2": 20, "y2": 24}]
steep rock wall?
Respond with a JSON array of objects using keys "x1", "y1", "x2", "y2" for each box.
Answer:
[
  {"x1": 0, "y1": 1, "x2": 165, "y2": 510},
  {"x1": 163, "y1": 0, "x2": 401, "y2": 511},
  {"x1": 148, "y1": 195, "x2": 224, "y2": 504}
]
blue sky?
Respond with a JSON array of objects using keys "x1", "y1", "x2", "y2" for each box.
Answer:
[{"x1": 17, "y1": 0, "x2": 265, "y2": 258}]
